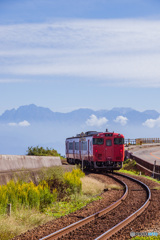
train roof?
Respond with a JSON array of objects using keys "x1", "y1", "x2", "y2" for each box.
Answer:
[{"x1": 66, "y1": 130, "x2": 124, "y2": 140}]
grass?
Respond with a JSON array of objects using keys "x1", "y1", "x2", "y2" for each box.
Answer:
[
  {"x1": 81, "y1": 176, "x2": 106, "y2": 195},
  {"x1": 81, "y1": 176, "x2": 122, "y2": 196},
  {"x1": 0, "y1": 208, "x2": 53, "y2": 240},
  {"x1": 120, "y1": 159, "x2": 160, "y2": 239},
  {"x1": 0, "y1": 167, "x2": 107, "y2": 239},
  {"x1": 45, "y1": 194, "x2": 101, "y2": 218},
  {"x1": 119, "y1": 159, "x2": 160, "y2": 190},
  {"x1": 45, "y1": 176, "x2": 105, "y2": 218},
  {"x1": 0, "y1": 179, "x2": 56, "y2": 214},
  {"x1": 131, "y1": 236, "x2": 160, "y2": 240},
  {"x1": 121, "y1": 159, "x2": 140, "y2": 174},
  {"x1": 120, "y1": 163, "x2": 160, "y2": 185}
]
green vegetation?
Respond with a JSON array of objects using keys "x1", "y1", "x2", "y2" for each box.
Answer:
[
  {"x1": 121, "y1": 159, "x2": 160, "y2": 240},
  {"x1": 81, "y1": 176, "x2": 122, "y2": 195},
  {"x1": 120, "y1": 158, "x2": 160, "y2": 185},
  {"x1": 131, "y1": 236, "x2": 160, "y2": 240},
  {"x1": 27, "y1": 146, "x2": 65, "y2": 159},
  {"x1": 0, "y1": 167, "x2": 106, "y2": 239},
  {"x1": 0, "y1": 180, "x2": 56, "y2": 214},
  {"x1": 45, "y1": 195, "x2": 101, "y2": 218},
  {"x1": 0, "y1": 208, "x2": 53, "y2": 240},
  {"x1": 121, "y1": 158, "x2": 140, "y2": 174}
]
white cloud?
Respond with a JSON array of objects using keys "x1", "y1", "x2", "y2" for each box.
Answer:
[
  {"x1": 1, "y1": 19, "x2": 160, "y2": 87},
  {"x1": 86, "y1": 114, "x2": 108, "y2": 127},
  {"x1": 0, "y1": 79, "x2": 29, "y2": 83},
  {"x1": 114, "y1": 116, "x2": 128, "y2": 126},
  {"x1": 143, "y1": 117, "x2": 160, "y2": 128},
  {"x1": 8, "y1": 122, "x2": 17, "y2": 126},
  {"x1": 19, "y1": 120, "x2": 30, "y2": 127},
  {"x1": 8, "y1": 120, "x2": 30, "y2": 127}
]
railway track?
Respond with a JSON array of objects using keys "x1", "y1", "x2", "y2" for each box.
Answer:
[{"x1": 40, "y1": 173, "x2": 151, "y2": 240}]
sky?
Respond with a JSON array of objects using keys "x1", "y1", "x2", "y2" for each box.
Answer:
[{"x1": 1, "y1": 0, "x2": 160, "y2": 114}]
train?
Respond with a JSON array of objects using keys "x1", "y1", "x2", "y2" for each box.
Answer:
[{"x1": 65, "y1": 129, "x2": 124, "y2": 170}]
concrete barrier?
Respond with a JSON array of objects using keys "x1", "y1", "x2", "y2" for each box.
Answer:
[{"x1": 0, "y1": 155, "x2": 62, "y2": 172}]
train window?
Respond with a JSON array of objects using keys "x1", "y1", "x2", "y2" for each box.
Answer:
[
  {"x1": 114, "y1": 138, "x2": 124, "y2": 145},
  {"x1": 69, "y1": 142, "x2": 73, "y2": 150},
  {"x1": 106, "y1": 139, "x2": 112, "y2": 146},
  {"x1": 81, "y1": 141, "x2": 87, "y2": 150},
  {"x1": 105, "y1": 133, "x2": 113, "y2": 137},
  {"x1": 75, "y1": 142, "x2": 79, "y2": 150},
  {"x1": 93, "y1": 138, "x2": 104, "y2": 145}
]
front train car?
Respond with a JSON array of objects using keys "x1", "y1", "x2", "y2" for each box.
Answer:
[
  {"x1": 92, "y1": 132, "x2": 124, "y2": 170},
  {"x1": 65, "y1": 130, "x2": 124, "y2": 171}
]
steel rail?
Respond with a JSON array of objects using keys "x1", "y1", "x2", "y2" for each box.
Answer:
[
  {"x1": 40, "y1": 175, "x2": 128, "y2": 240},
  {"x1": 95, "y1": 172, "x2": 151, "y2": 240}
]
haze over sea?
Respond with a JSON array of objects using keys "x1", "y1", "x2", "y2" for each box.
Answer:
[{"x1": 0, "y1": 104, "x2": 159, "y2": 156}]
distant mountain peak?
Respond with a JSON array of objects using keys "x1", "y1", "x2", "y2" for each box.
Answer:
[
  {"x1": 0, "y1": 105, "x2": 159, "y2": 125},
  {"x1": 0, "y1": 104, "x2": 54, "y2": 123},
  {"x1": 111, "y1": 107, "x2": 134, "y2": 114},
  {"x1": 17, "y1": 104, "x2": 49, "y2": 110}
]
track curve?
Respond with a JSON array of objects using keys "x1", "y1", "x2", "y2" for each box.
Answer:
[
  {"x1": 40, "y1": 174, "x2": 128, "y2": 240},
  {"x1": 40, "y1": 173, "x2": 151, "y2": 240},
  {"x1": 95, "y1": 173, "x2": 151, "y2": 240}
]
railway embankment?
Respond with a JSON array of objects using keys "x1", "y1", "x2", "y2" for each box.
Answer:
[
  {"x1": 12, "y1": 172, "x2": 160, "y2": 240},
  {"x1": 0, "y1": 168, "x2": 122, "y2": 240},
  {"x1": 125, "y1": 144, "x2": 160, "y2": 179},
  {"x1": 0, "y1": 155, "x2": 62, "y2": 185},
  {"x1": 1, "y1": 158, "x2": 160, "y2": 239}
]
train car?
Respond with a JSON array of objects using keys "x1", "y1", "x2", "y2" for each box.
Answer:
[{"x1": 65, "y1": 130, "x2": 124, "y2": 170}]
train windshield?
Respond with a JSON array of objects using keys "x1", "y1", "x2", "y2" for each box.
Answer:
[
  {"x1": 93, "y1": 138, "x2": 104, "y2": 145},
  {"x1": 114, "y1": 138, "x2": 124, "y2": 145}
]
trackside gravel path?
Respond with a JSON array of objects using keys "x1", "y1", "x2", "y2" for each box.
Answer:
[
  {"x1": 12, "y1": 174, "x2": 123, "y2": 240},
  {"x1": 12, "y1": 173, "x2": 160, "y2": 240}
]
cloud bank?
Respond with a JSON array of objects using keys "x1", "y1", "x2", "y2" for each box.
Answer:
[
  {"x1": 114, "y1": 116, "x2": 128, "y2": 126},
  {"x1": 143, "y1": 117, "x2": 160, "y2": 128},
  {"x1": 1, "y1": 19, "x2": 160, "y2": 87},
  {"x1": 86, "y1": 114, "x2": 108, "y2": 127},
  {"x1": 8, "y1": 120, "x2": 31, "y2": 127}
]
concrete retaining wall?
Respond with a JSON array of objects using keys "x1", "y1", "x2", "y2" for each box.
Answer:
[{"x1": 0, "y1": 155, "x2": 62, "y2": 172}]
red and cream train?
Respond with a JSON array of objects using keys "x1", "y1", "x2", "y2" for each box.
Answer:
[{"x1": 65, "y1": 130, "x2": 124, "y2": 170}]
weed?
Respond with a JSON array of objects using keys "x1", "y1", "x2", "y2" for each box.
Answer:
[
  {"x1": 0, "y1": 180, "x2": 55, "y2": 214},
  {"x1": 0, "y1": 208, "x2": 52, "y2": 239},
  {"x1": 45, "y1": 194, "x2": 101, "y2": 218},
  {"x1": 0, "y1": 167, "x2": 105, "y2": 239}
]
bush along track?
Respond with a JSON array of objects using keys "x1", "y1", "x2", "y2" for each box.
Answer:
[
  {"x1": 26, "y1": 146, "x2": 65, "y2": 160},
  {"x1": 0, "y1": 167, "x2": 102, "y2": 240},
  {"x1": 12, "y1": 172, "x2": 124, "y2": 240}
]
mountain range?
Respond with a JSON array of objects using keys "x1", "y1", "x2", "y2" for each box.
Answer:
[
  {"x1": 0, "y1": 104, "x2": 159, "y2": 125},
  {"x1": 0, "y1": 104, "x2": 159, "y2": 155}
]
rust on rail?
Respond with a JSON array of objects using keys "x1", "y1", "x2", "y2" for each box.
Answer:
[
  {"x1": 40, "y1": 175, "x2": 128, "y2": 240},
  {"x1": 95, "y1": 173, "x2": 151, "y2": 240}
]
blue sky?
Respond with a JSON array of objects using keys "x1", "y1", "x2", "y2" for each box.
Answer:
[{"x1": 1, "y1": 0, "x2": 160, "y2": 114}]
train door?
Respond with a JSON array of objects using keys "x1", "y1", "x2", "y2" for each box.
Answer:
[
  {"x1": 73, "y1": 141, "x2": 75, "y2": 160},
  {"x1": 114, "y1": 137, "x2": 124, "y2": 161},
  {"x1": 88, "y1": 137, "x2": 93, "y2": 162},
  {"x1": 79, "y1": 141, "x2": 81, "y2": 161},
  {"x1": 88, "y1": 139, "x2": 90, "y2": 161},
  {"x1": 105, "y1": 138, "x2": 113, "y2": 161},
  {"x1": 66, "y1": 141, "x2": 69, "y2": 154}
]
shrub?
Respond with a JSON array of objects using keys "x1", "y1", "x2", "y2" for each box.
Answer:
[
  {"x1": 63, "y1": 169, "x2": 85, "y2": 194},
  {"x1": 0, "y1": 180, "x2": 56, "y2": 214},
  {"x1": 26, "y1": 146, "x2": 64, "y2": 159}
]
